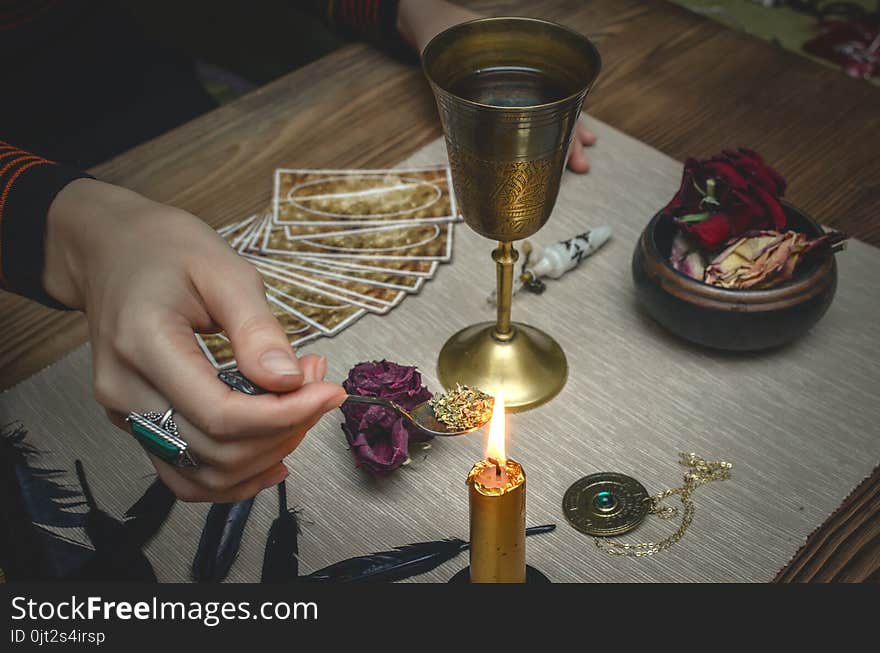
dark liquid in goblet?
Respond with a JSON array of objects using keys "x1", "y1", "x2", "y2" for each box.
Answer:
[{"x1": 448, "y1": 66, "x2": 575, "y2": 107}]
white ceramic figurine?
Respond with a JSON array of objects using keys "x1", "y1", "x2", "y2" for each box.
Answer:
[{"x1": 488, "y1": 226, "x2": 612, "y2": 304}]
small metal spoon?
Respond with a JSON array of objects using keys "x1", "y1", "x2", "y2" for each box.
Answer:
[
  {"x1": 217, "y1": 370, "x2": 487, "y2": 437},
  {"x1": 342, "y1": 394, "x2": 487, "y2": 437}
]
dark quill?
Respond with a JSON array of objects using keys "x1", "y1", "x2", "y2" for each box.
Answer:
[
  {"x1": 0, "y1": 424, "x2": 89, "y2": 580},
  {"x1": 302, "y1": 524, "x2": 556, "y2": 583},
  {"x1": 260, "y1": 480, "x2": 300, "y2": 583},
  {"x1": 192, "y1": 497, "x2": 255, "y2": 583},
  {"x1": 71, "y1": 460, "x2": 157, "y2": 582},
  {"x1": 122, "y1": 477, "x2": 176, "y2": 548},
  {"x1": 1, "y1": 425, "x2": 85, "y2": 528}
]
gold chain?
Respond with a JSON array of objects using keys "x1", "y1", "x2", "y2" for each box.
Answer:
[{"x1": 594, "y1": 453, "x2": 732, "y2": 557}]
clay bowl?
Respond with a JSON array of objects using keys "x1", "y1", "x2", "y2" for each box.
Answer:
[{"x1": 631, "y1": 201, "x2": 837, "y2": 351}]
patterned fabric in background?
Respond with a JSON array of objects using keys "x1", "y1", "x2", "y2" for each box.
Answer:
[{"x1": 670, "y1": 0, "x2": 880, "y2": 83}]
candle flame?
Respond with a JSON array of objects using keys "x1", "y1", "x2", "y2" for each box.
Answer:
[{"x1": 485, "y1": 389, "x2": 506, "y2": 466}]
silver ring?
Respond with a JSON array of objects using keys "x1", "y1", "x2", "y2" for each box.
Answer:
[
  {"x1": 146, "y1": 408, "x2": 180, "y2": 436},
  {"x1": 158, "y1": 408, "x2": 175, "y2": 429},
  {"x1": 125, "y1": 406, "x2": 199, "y2": 468}
]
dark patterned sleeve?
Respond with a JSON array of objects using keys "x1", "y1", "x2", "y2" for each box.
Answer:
[
  {"x1": 0, "y1": 142, "x2": 92, "y2": 309},
  {"x1": 306, "y1": 0, "x2": 411, "y2": 57}
]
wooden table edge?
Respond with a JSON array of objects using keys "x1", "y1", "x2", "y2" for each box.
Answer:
[{"x1": 773, "y1": 462, "x2": 880, "y2": 582}]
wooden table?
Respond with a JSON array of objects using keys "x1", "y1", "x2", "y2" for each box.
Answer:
[{"x1": 1, "y1": 0, "x2": 877, "y2": 581}]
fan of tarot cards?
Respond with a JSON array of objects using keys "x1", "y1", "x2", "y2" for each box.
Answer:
[{"x1": 197, "y1": 166, "x2": 459, "y2": 369}]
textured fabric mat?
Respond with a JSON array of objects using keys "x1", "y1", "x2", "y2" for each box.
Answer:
[{"x1": 2, "y1": 117, "x2": 879, "y2": 582}]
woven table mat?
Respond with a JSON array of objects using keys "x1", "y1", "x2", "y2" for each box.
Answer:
[{"x1": 2, "y1": 117, "x2": 879, "y2": 583}]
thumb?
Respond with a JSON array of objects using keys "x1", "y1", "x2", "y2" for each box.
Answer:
[{"x1": 198, "y1": 266, "x2": 305, "y2": 392}]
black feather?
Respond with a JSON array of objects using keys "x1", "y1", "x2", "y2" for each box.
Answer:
[
  {"x1": 123, "y1": 477, "x2": 176, "y2": 547},
  {"x1": 0, "y1": 424, "x2": 90, "y2": 580},
  {"x1": 302, "y1": 538, "x2": 467, "y2": 583},
  {"x1": 301, "y1": 524, "x2": 556, "y2": 583},
  {"x1": 1, "y1": 424, "x2": 85, "y2": 528},
  {"x1": 192, "y1": 497, "x2": 255, "y2": 582},
  {"x1": 260, "y1": 481, "x2": 300, "y2": 583},
  {"x1": 69, "y1": 460, "x2": 157, "y2": 582},
  {"x1": 0, "y1": 426, "x2": 173, "y2": 582}
]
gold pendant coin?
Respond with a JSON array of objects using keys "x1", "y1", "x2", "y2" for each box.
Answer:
[{"x1": 562, "y1": 472, "x2": 650, "y2": 537}]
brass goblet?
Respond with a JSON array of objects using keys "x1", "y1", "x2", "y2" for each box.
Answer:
[{"x1": 423, "y1": 17, "x2": 601, "y2": 411}]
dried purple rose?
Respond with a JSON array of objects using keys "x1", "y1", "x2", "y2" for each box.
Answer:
[{"x1": 340, "y1": 360, "x2": 433, "y2": 475}]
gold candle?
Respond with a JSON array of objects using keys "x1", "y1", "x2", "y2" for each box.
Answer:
[{"x1": 467, "y1": 390, "x2": 526, "y2": 583}]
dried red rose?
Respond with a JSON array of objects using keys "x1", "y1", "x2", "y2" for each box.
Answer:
[
  {"x1": 340, "y1": 360, "x2": 433, "y2": 475},
  {"x1": 661, "y1": 149, "x2": 787, "y2": 250}
]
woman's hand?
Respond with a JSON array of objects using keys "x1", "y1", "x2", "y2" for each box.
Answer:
[
  {"x1": 398, "y1": 0, "x2": 597, "y2": 175},
  {"x1": 43, "y1": 179, "x2": 346, "y2": 502}
]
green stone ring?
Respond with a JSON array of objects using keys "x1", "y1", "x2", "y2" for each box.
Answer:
[{"x1": 126, "y1": 408, "x2": 199, "y2": 468}]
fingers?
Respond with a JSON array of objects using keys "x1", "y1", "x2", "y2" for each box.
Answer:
[
  {"x1": 566, "y1": 122, "x2": 596, "y2": 174},
  {"x1": 95, "y1": 354, "x2": 342, "y2": 502},
  {"x1": 124, "y1": 315, "x2": 343, "y2": 439},
  {"x1": 101, "y1": 347, "x2": 344, "y2": 447},
  {"x1": 104, "y1": 390, "x2": 331, "y2": 502},
  {"x1": 194, "y1": 417, "x2": 320, "y2": 491},
  {"x1": 577, "y1": 123, "x2": 597, "y2": 146},
  {"x1": 153, "y1": 457, "x2": 289, "y2": 503},
  {"x1": 298, "y1": 354, "x2": 327, "y2": 385},
  {"x1": 192, "y1": 259, "x2": 305, "y2": 393},
  {"x1": 567, "y1": 142, "x2": 590, "y2": 173},
  {"x1": 106, "y1": 399, "x2": 302, "y2": 473}
]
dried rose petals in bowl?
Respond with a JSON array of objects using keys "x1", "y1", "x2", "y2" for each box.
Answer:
[
  {"x1": 673, "y1": 229, "x2": 847, "y2": 290},
  {"x1": 704, "y1": 230, "x2": 846, "y2": 290},
  {"x1": 659, "y1": 148, "x2": 846, "y2": 290},
  {"x1": 632, "y1": 149, "x2": 845, "y2": 351}
]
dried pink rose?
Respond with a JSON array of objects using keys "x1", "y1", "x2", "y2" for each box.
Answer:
[
  {"x1": 670, "y1": 231, "x2": 706, "y2": 281},
  {"x1": 704, "y1": 230, "x2": 845, "y2": 289}
]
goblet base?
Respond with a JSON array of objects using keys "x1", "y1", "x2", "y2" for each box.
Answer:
[{"x1": 436, "y1": 321, "x2": 567, "y2": 412}]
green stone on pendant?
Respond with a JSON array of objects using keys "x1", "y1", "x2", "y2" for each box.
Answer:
[{"x1": 594, "y1": 490, "x2": 617, "y2": 511}]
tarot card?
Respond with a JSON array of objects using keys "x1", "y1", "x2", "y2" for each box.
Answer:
[
  {"x1": 259, "y1": 218, "x2": 454, "y2": 261},
  {"x1": 219, "y1": 214, "x2": 262, "y2": 252},
  {"x1": 217, "y1": 214, "x2": 258, "y2": 246},
  {"x1": 259, "y1": 265, "x2": 394, "y2": 315},
  {"x1": 238, "y1": 213, "x2": 441, "y2": 276},
  {"x1": 304, "y1": 256, "x2": 438, "y2": 278},
  {"x1": 205, "y1": 160, "x2": 461, "y2": 361},
  {"x1": 255, "y1": 259, "x2": 407, "y2": 309},
  {"x1": 265, "y1": 286, "x2": 368, "y2": 335},
  {"x1": 196, "y1": 295, "x2": 320, "y2": 369},
  {"x1": 196, "y1": 333, "x2": 239, "y2": 369},
  {"x1": 273, "y1": 166, "x2": 457, "y2": 228},
  {"x1": 243, "y1": 254, "x2": 425, "y2": 293}
]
